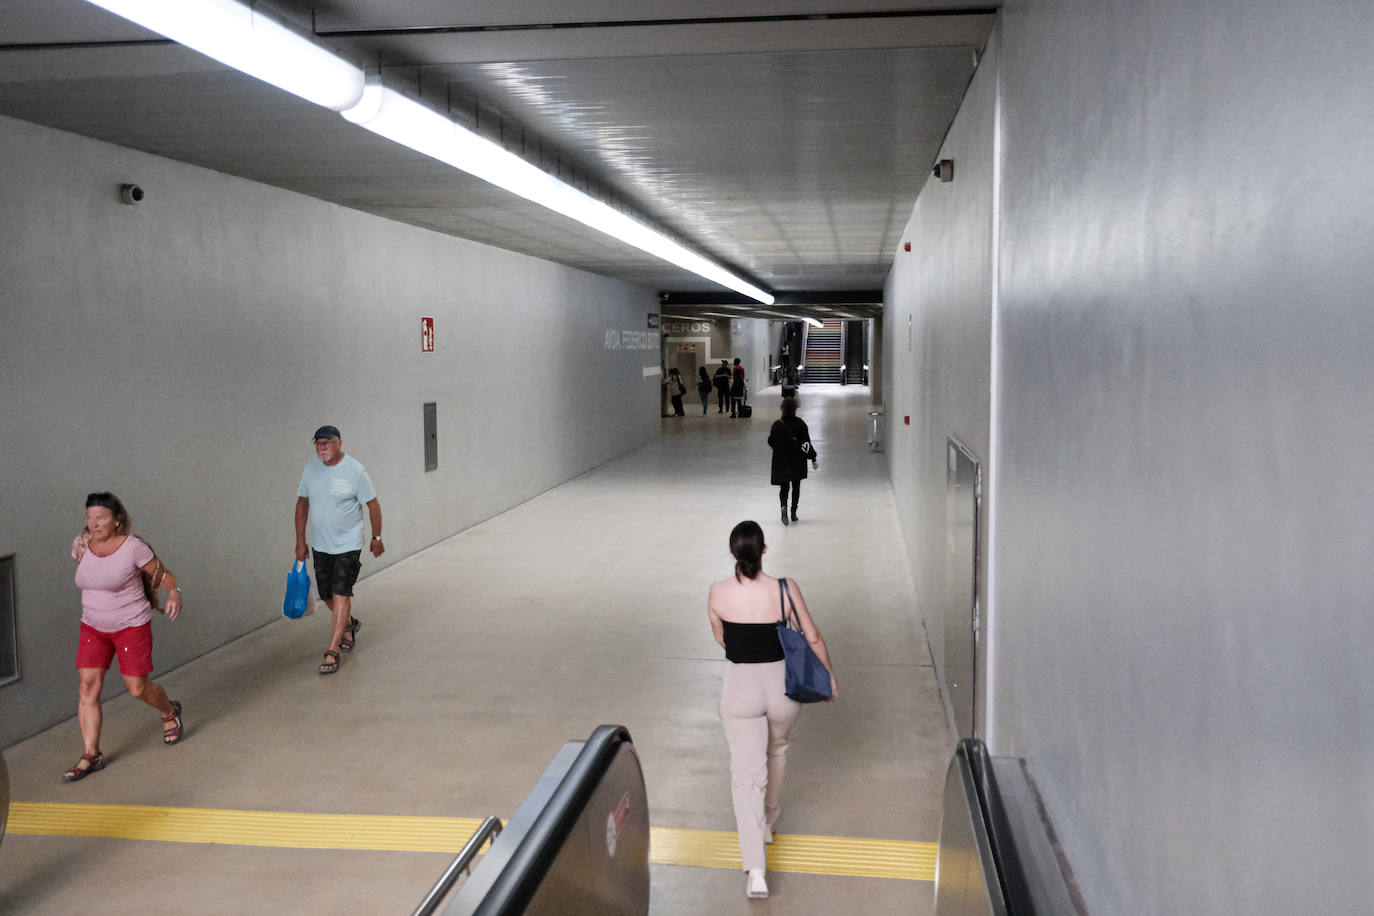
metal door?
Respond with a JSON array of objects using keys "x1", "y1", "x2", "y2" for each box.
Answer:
[
  {"x1": 945, "y1": 439, "x2": 982, "y2": 738},
  {"x1": 673, "y1": 346, "x2": 699, "y2": 382}
]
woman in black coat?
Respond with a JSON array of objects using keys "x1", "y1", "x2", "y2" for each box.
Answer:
[{"x1": 767, "y1": 397, "x2": 819, "y2": 526}]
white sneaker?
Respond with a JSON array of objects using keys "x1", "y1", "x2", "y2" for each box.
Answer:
[
  {"x1": 746, "y1": 869, "x2": 769, "y2": 899},
  {"x1": 764, "y1": 827, "x2": 774, "y2": 844}
]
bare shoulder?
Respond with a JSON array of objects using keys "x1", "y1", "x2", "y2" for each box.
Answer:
[{"x1": 707, "y1": 577, "x2": 733, "y2": 604}]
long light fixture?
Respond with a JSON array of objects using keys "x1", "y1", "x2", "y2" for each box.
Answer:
[
  {"x1": 83, "y1": 0, "x2": 365, "y2": 111},
  {"x1": 342, "y1": 82, "x2": 773, "y2": 304},
  {"x1": 82, "y1": 0, "x2": 773, "y2": 304}
]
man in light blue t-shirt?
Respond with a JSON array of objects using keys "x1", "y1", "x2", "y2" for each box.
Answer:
[{"x1": 294, "y1": 425, "x2": 384, "y2": 676}]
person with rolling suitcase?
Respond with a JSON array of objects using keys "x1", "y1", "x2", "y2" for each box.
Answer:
[{"x1": 730, "y1": 358, "x2": 747, "y2": 418}]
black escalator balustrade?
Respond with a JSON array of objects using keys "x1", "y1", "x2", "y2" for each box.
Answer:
[{"x1": 419, "y1": 724, "x2": 649, "y2": 916}]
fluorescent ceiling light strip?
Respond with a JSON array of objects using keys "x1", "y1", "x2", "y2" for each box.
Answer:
[
  {"x1": 343, "y1": 83, "x2": 774, "y2": 305},
  {"x1": 83, "y1": 0, "x2": 769, "y2": 302},
  {"x1": 803, "y1": 317, "x2": 824, "y2": 328},
  {"x1": 82, "y1": 0, "x2": 365, "y2": 111}
]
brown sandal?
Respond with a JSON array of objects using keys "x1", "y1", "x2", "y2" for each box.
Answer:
[
  {"x1": 339, "y1": 616, "x2": 361, "y2": 652},
  {"x1": 319, "y1": 649, "x2": 341, "y2": 675},
  {"x1": 63, "y1": 751, "x2": 105, "y2": 783},
  {"x1": 162, "y1": 699, "x2": 184, "y2": 745}
]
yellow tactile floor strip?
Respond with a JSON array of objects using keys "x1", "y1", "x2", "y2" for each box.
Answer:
[
  {"x1": 651, "y1": 826, "x2": 936, "y2": 881},
  {"x1": 7, "y1": 802, "x2": 489, "y2": 852},
  {"x1": 7, "y1": 802, "x2": 936, "y2": 881}
]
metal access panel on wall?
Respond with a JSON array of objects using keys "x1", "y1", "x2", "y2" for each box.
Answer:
[
  {"x1": 0, "y1": 556, "x2": 17, "y2": 686},
  {"x1": 945, "y1": 439, "x2": 981, "y2": 739},
  {"x1": 423, "y1": 402, "x2": 438, "y2": 472}
]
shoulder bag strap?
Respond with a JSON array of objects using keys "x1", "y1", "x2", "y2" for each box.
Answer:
[{"x1": 778, "y1": 578, "x2": 800, "y2": 630}]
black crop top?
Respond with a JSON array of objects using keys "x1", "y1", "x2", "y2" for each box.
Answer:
[{"x1": 722, "y1": 620, "x2": 785, "y2": 664}]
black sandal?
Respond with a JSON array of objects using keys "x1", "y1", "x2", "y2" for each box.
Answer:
[
  {"x1": 319, "y1": 649, "x2": 341, "y2": 675},
  {"x1": 339, "y1": 616, "x2": 361, "y2": 652},
  {"x1": 63, "y1": 751, "x2": 105, "y2": 783}
]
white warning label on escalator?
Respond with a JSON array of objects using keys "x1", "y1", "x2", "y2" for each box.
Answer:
[{"x1": 605, "y1": 791, "x2": 631, "y2": 857}]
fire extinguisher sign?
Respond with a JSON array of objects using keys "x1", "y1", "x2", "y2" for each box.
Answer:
[{"x1": 421, "y1": 317, "x2": 435, "y2": 352}]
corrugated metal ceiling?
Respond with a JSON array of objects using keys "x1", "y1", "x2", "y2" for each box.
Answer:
[{"x1": 0, "y1": 1, "x2": 995, "y2": 315}]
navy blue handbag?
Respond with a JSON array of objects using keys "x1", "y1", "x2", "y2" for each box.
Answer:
[
  {"x1": 777, "y1": 579, "x2": 832, "y2": 703},
  {"x1": 283, "y1": 560, "x2": 311, "y2": 619}
]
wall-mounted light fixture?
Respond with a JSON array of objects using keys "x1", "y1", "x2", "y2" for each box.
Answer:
[{"x1": 80, "y1": 0, "x2": 774, "y2": 305}]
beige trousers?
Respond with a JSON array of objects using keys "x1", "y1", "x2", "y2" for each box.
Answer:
[{"x1": 720, "y1": 660, "x2": 803, "y2": 870}]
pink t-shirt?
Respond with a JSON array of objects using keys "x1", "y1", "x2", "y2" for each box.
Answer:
[{"x1": 73, "y1": 535, "x2": 155, "y2": 632}]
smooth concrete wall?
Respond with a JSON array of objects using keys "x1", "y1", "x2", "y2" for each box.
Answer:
[
  {"x1": 729, "y1": 317, "x2": 771, "y2": 400},
  {"x1": 0, "y1": 114, "x2": 660, "y2": 745},
  {"x1": 660, "y1": 316, "x2": 730, "y2": 368},
  {"x1": 879, "y1": 2, "x2": 1374, "y2": 912},
  {"x1": 991, "y1": 2, "x2": 1374, "y2": 910},
  {"x1": 883, "y1": 31, "x2": 996, "y2": 734}
]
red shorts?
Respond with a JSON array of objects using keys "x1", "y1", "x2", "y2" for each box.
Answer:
[{"x1": 77, "y1": 622, "x2": 154, "y2": 676}]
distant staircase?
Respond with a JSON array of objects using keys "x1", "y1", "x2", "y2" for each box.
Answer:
[
  {"x1": 843, "y1": 320, "x2": 866, "y2": 384},
  {"x1": 803, "y1": 320, "x2": 844, "y2": 383}
]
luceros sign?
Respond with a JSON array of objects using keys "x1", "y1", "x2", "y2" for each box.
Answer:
[{"x1": 663, "y1": 321, "x2": 713, "y2": 335}]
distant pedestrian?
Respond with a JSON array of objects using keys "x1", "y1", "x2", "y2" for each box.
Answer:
[
  {"x1": 730, "y1": 358, "x2": 747, "y2": 418},
  {"x1": 767, "y1": 398, "x2": 818, "y2": 525},
  {"x1": 64, "y1": 491, "x2": 185, "y2": 783},
  {"x1": 294, "y1": 425, "x2": 384, "y2": 675},
  {"x1": 697, "y1": 367, "x2": 714, "y2": 414},
  {"x1": 667, "y1": 368, "x2": 687, "y2": 416},
  {"x1": 714, "y1": 360, "x2": 732, "y2": 413}
]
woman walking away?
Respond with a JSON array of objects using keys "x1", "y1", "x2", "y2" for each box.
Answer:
[
  {"x1": 667, "y1": 367, "x2": 687, "y2": 416},
  {"x1": 707, "y1": 521, "x2": 837, "y2": 899},
  {"x1": 697, "y1": 366, "x2": 713, "y2": 414},
  {"x1": 64, "y1": 492, "x2": 185, "y2": 782},
  {"x1": 767, "y1": 398, "x2": 819, "y2": 526}
]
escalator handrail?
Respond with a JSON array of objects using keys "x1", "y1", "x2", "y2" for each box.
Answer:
[
  {"x1": 962, "y1": 738, "x2": 1035, "y2": 915},
  {"x1": 412, "y1": 816, "x2": 504, "y2": 916},
  {"x1": 469, "y1": 724, "x2": 634, "y2": 916}
]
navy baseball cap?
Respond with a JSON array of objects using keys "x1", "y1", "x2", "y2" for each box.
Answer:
[{"x1": 312, "y1": 425, "x2": 341, "y2": 441}]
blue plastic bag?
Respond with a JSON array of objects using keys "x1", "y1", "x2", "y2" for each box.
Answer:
[{"x1": 283, "y1": 560, "x2": 311, "y2": 619}]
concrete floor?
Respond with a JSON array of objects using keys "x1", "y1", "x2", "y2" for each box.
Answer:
[{"x1": 0, "y1": 384, "x2": 953, "y2": 914}]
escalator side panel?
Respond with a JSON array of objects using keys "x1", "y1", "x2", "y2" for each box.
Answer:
[
  {"x1": 935, "y1": 744, "x2": 1007, "y2": 916},
  {"x1": 524, "y1": 742, "x2": 650, "y2": 916}
]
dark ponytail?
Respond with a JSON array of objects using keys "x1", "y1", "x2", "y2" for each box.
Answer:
[{"x1": 730, "y1": 520, "x2": 765, "y2": 582}]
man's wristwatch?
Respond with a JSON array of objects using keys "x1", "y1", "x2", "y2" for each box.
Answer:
[{"x1": 372, "y1": 535, "x2": 383, "y2": 541}]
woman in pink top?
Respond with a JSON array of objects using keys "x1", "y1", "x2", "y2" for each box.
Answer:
[{"x1": 64, "y1": 492, "x2": 185, "y2": 782}]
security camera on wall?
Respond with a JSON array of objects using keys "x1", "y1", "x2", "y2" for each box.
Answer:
[
  {"x1": 932, "y1": 160, "x2": 954, "y2": 182},
  {"x1": 119, "y1": 184, "x2": 145, "y2": 205}
]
